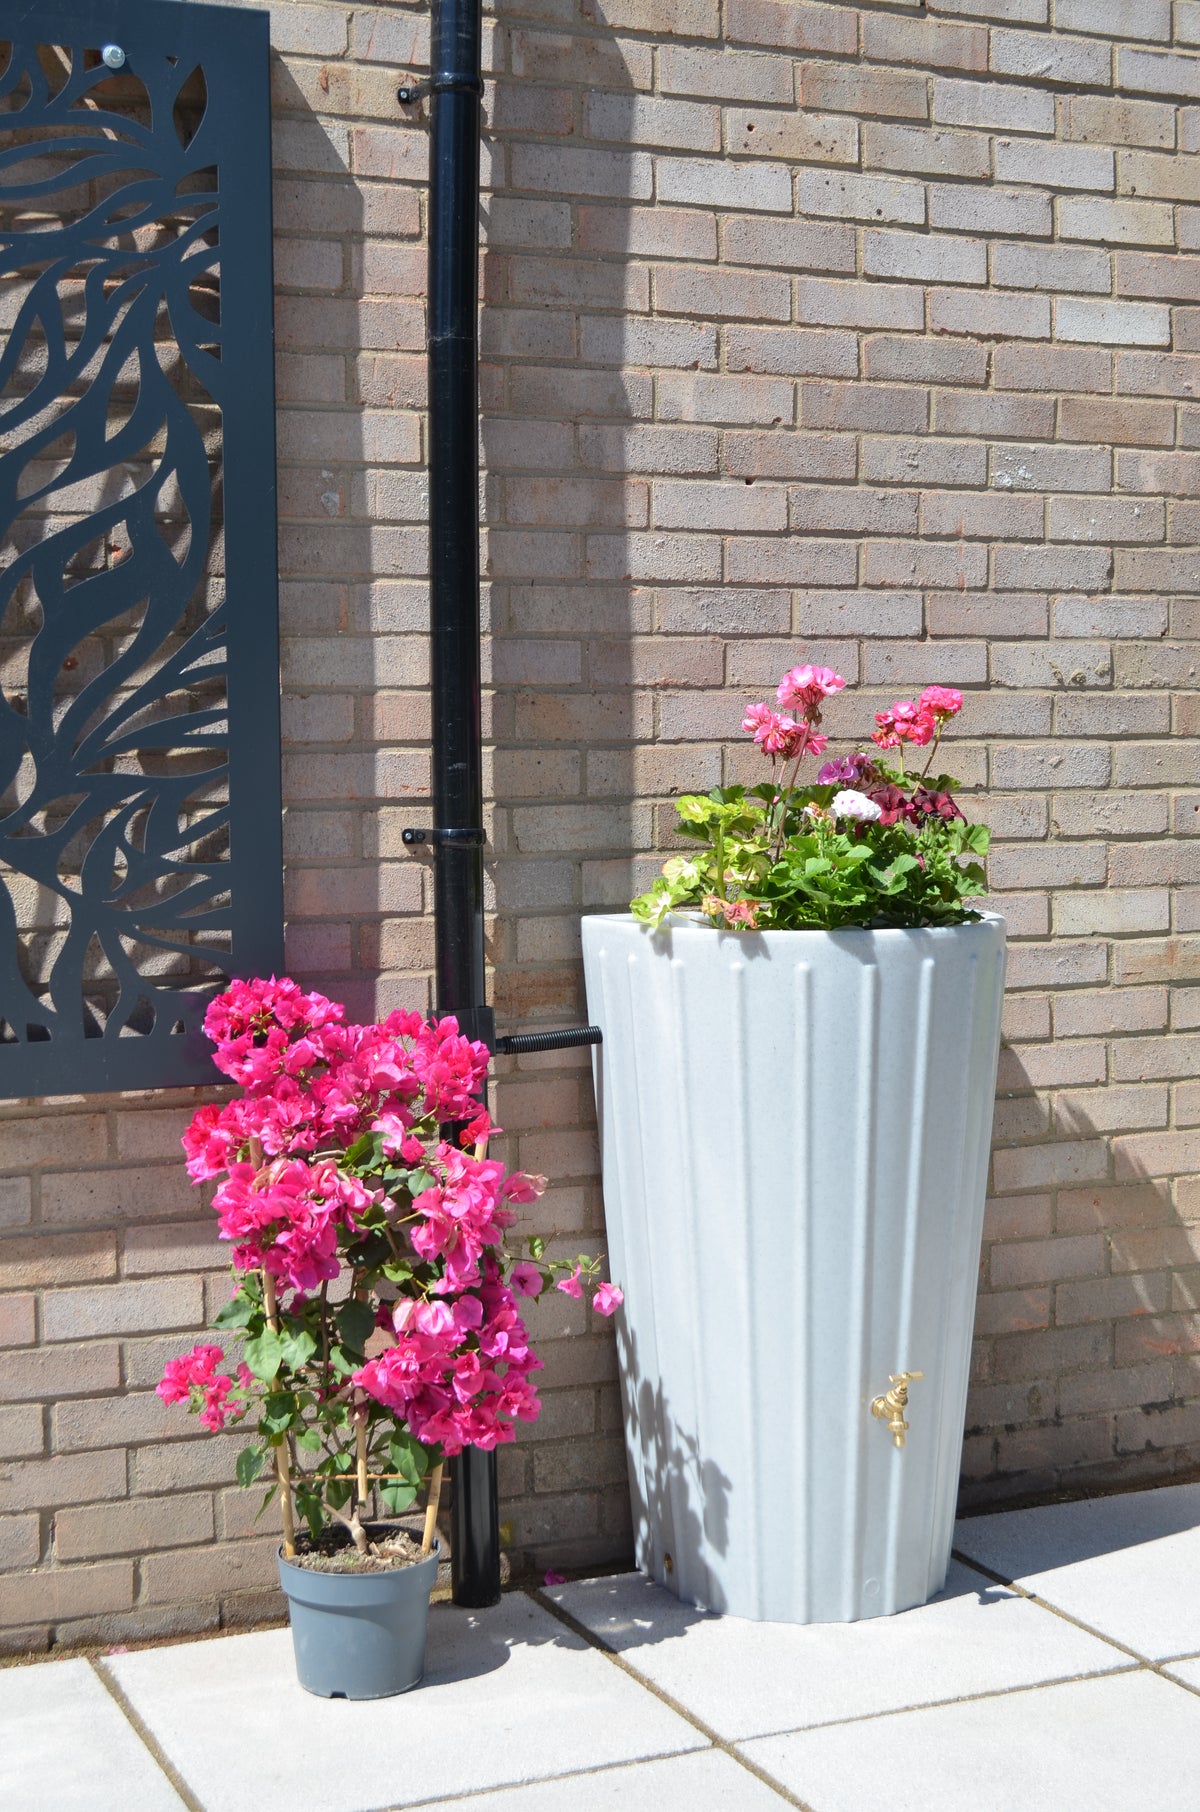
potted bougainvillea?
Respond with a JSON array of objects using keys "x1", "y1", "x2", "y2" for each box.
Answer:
[
  {"x1": 158, "y1": 978, "x2": 619, "y2": 1697},
  {"x1": 581, "y1": 668, "x2": 1005, "y2": 1627}
]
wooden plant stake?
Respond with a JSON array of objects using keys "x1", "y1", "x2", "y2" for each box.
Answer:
[
  {"x1": 421, "y1": 1461, "x2": 444, "y2": 1555},
  {"x1": 356, "y1": 1412, "x2": 369, "y2": 1510}
]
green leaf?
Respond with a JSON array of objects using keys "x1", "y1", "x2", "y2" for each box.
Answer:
[
  {"x1": 236, "y1": 1445, "x2": 267, "y2": 1488},
  {"x1": 343, "y1": 1131, "x2": 374, "y2": 1166},
  {"x1": 295, "y1": 1428, "x2": 322, "y2": 1452},
  {"x1": 243, "y1": 1327, "x2": 285, "y2": 1381},
  {"x1": 213, "y1": 1293, "x2": 259, "y2": 1331},
  {"x1": 387, "y1": 1431, "x2": 431, "y2": 1487},
  {"x1": 407, "y1": 1169, "x2": 435, "y2": 1198},
  {"x1": 328, "y1": 1345, "x2": 357, "y2": 1378},
  {"x1": 254, "y1": 1483, "x2": 278, "y2": 1523},
  {"x1": 279, "y1": 1326, "x2": 318, "y2": 1370},
  {"x1": 381, "y1": 1261, "x2": 414, "y2": 1285},
  {"x1": 379, "y1": 1479, "x2": 420, "y2": 1513},
  {"x1": 336, "y1": 1300, "x2": 378, "y2": 1353},
  {"x1": 260, "y1": 1391, "x2": 298, "y2": 1435},
  {"x1": 295, "y1": 1487, "x2": 325, "y2": 1539}
]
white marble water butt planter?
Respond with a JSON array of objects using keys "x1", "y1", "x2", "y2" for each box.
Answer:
[{"x1": 581, "y1": 911, "x2": 1006, "y2": 1625}]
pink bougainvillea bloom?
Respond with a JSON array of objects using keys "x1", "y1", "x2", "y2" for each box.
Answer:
[
  {"x1": 776, "y1": 664, "x2": 846, "y2": 715},
  {"x1": 462, "y1": 1108, "x2": 496, "y2": 1148},
  {"x1": 592, "y1": 1281, "x2": 624, "y2": 1316},
  {"x1": 510, "y1": 1262, "x2": 545, "y2": 1298},
  {"x1": 919, "y1": 685, "x2": 963, "y2": 719},
  {"x1": 556, "y1": 1265, "x2": 584, "y2": 1300},
  {"x1": 156, "y1": 1343, "x2": 226, "y2": 1405},
  {"x1": 544, "y1": 1570, "x2": 566, "y2": 1586}
]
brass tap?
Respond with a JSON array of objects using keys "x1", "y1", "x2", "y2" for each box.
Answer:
[{"x1": 871, "y1": 1371, "x2": 924, "y2": 1449}]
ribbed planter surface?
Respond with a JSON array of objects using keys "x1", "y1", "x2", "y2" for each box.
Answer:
[{"x1": 581, "y1": 912, "x2": 1006, "y2": 1625}]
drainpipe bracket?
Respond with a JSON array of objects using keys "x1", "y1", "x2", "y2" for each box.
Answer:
[
  {"x1": 398, "y1": 75, "x2": 484, "y2": 105},
  {"x1": 402, "y1": 826, "x2": 486, "y2": 848}
]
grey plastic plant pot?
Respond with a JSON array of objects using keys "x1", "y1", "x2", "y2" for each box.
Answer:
[{"x1": 278, "y1": 1539, "x2": 440, "y2": 1699}]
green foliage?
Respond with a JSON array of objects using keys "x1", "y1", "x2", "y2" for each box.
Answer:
[{"x1": 631, "y1": 771, "x2": 989, "y2": 934}]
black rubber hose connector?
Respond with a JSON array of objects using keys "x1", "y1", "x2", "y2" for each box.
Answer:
[{"x1": 494, "y1": 1026, "x2": 603, "y2": 1055}]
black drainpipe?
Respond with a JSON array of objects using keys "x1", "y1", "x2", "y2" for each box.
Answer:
[
  {"x1": 400, "y1": 0, "x2": 602, "y2": 1609},
  {"x1": 401, "y1": 0, "x2": 498, "y2": 1611}
]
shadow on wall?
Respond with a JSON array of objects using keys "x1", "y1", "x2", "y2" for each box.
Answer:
[
  {"x1": 475, "y1": 2, "x2": 650, "y2": 1572},
  {"x1": 961, "y1": 1051, "x2": 1200, "y2": 1513},
  {"x1": 273, "y1": 18, "x2": 437, "y2": 1028},
  {"x1": 481, "y1": 0, "x2": 656, "y2": 1042}
]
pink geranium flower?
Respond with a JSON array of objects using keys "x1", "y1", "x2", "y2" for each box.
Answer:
[
  {"x1": 920, "y1": 685, "x2": 963, "y2": 720},
  {"x1": 776, "y1": 665, "x2": 846, "y2": 716}
]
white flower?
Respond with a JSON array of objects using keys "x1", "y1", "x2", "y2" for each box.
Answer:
[{"x1": 831, "y1": 788, "x2": 883, "y2": 822}]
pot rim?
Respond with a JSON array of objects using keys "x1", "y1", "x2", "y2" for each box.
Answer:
[
  {"x1": 585, "y1": 909, "x2": 1006, "y2": 940},
  {"x1": 278, "y1": 1534, "x2": 440, "y2": 1581}
]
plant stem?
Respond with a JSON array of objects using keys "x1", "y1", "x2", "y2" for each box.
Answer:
[
  {"x1": 919, "y1": 721, "x2": 945, "y2": 781},
  {"x1": 772, "y1": 723, "x2": 811, "y2": 864},
  {"x1": 260, "y1": 1268, "x2": 297, "y2": 1559}
]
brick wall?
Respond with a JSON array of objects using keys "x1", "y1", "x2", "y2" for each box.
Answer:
[{"x1": 4, "y1": 0, "x2": 1200, "y2": 1649}]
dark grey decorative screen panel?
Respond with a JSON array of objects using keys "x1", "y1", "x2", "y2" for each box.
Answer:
[{"x1": 0, "y1": 0, "x2": 282, "y2": 1097}]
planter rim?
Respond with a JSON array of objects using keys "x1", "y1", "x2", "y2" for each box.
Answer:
[{"x1": 584, "y1": 909, "x2": 1005, "y2": 942}]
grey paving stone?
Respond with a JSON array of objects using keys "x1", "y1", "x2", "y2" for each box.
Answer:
[
  {"x1": 550, "y1": 1560, "x2": 1124, "y2": 1739},
  {"x1": 1162, "y1": 1654, "x2": 1200, "y2": 1691},
  {"x1": 105, "y1": 1596, "x2": 706, "y2": 1812},
  {"x1": 954, "y1": 1484, "x2": 1200, "y2": 1660},
  {"x1": 740, "y1": 1670, "x2": 1200, "y2": 1812},
  {"x1": 0, "y1": 1657, "x2": 187, "y2": 1812},
  {"x1": 410, "y1": 1750, "x2": 789, "y2": 1809}
]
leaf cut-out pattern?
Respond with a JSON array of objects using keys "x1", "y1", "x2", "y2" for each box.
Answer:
[{"x1": 0, "y1": 13, "x2": 280, "y2": 1096}]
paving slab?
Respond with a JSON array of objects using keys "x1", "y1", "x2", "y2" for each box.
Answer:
[
  {"x1": 1162, "y1": 1654, "x2": 1200, "y2": 1691},
  {"x1": 550, "y1": 1560, "x2": 1125, "y2": 1739},
  {"x1": 104, "y1": 1596, "x2": 706, "y2": 1812},
  {"x1": 740, "y1": 1669, "x2": 1200, "y2": 1812},
  {"x1": 0, "y1": 1657, "x2": 187, "y2": 1812},
  {"x1": 954, "y1": 1484, "x2": 1200, "y2": 1660},
  {"x1": 410, "y1": 1749, "x2": 790, "y2": 1810}
]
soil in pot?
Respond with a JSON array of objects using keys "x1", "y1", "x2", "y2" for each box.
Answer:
[{"x1": 289, "y1": 1523, "x2": 427, "y2": 1574}]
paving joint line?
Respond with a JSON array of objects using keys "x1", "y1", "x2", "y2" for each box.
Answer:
[
  {"x1": 739, "y1": 1661, "x2": 1144, "y2": 1743},
  {"x1": 374, "y1": 1746, "x2": 774, "y2": 1812},
  {"x1": 89, "y1": 1656, "x2": 206, "y2": 1812},
  {"x1": 951, "y1": 1547, "x2": 1200, "y2": 1699},
  {"x1": 527, "y1": 1587, "x2": 815, "y2": 1812}
]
